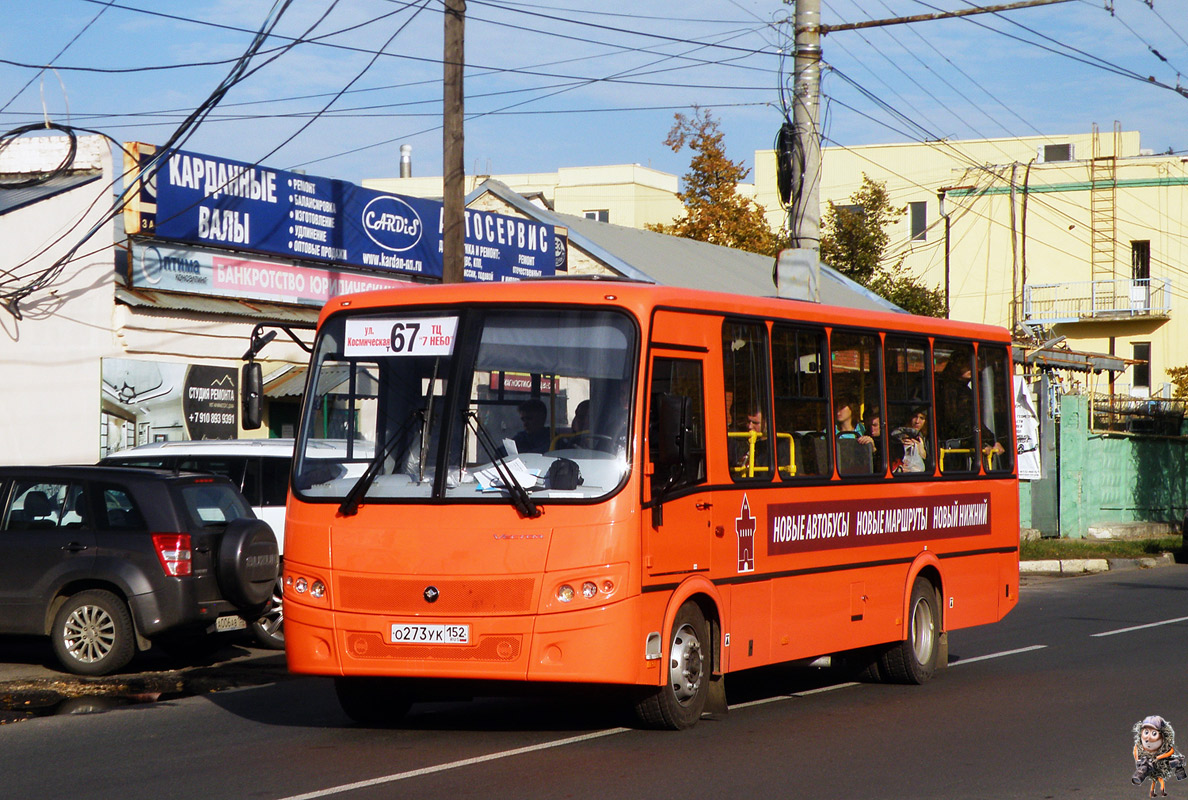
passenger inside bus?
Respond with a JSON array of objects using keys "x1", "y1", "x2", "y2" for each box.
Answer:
[
  {"x1": 553, "y1": 400, "x2": 590, "y2": 449},
  {"x1": 892, "y1": 407, "x2": 929, "y2": 473},
  {"x1": 513, "y1": 398, "x2": 552, "y2": 454},
  {"x1": 731, "y1": 407, "x2": 769, "y2": 475}
]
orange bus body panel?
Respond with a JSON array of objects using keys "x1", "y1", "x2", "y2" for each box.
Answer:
[{"x1": 286, "y1": 280, "x2": 1019, "y2": 690}]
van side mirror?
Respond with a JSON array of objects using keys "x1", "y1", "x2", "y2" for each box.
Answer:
[{"x1": 242, "y1": 362, "x2": 262, "y2": 430}]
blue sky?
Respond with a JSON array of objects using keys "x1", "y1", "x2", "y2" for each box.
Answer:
[{"x1": 1, "y1": 0, "x2": 1185, "y2": 187}]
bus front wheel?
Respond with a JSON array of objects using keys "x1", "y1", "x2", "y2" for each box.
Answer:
[
  {"x1": 634, "y1": 602, "x2": 710, "y2": 730},
  {"x1": 334, "y1": 677, "x2": 413, "y2": 726},
  {"x1": 879, "y1": 577, "x2": 940, "y2": 684}
]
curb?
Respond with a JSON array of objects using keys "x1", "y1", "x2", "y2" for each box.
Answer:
[{"x1": 1020, "y1": 552, "x2": 1177, "y2": 575}]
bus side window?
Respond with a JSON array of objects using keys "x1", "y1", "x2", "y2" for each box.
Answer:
[
  {"x1": 648, "y1": 357, "x2": 707, "y2": 493},
  {"x1": 886, "y1": 336, "x2": 934, "y2": 476},
  {"x1": 771, "y1": 324, "x2": 830, "y2": 479},
  {"x1": 977, "y1": 344, "x2": 1014, "y2": 474},
  {"x1": 722, "y1": 320, "x2": 772, "y2": 482},
  {"x1": 934, "y1": 341, "x2": 979, "y2": 475},
  {"x1": 830, "y1": 330, "x2": 883, "y2": 477}
]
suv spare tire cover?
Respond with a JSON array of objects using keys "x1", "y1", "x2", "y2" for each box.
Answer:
[{"x1": 217, "y1": 518, "x2": 280, "y2": 610}]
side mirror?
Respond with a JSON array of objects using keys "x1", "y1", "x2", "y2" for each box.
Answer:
[{"x1": 242, "y1": 362, "x2": 262, "y2": 430}]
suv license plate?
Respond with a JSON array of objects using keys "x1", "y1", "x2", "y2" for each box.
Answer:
[
  {"x1": 390, "y1": 623, "x2": 470, "y2": 645},
  {"x1": 215, "y1": 615, "x2": 247, "y2": 632}
]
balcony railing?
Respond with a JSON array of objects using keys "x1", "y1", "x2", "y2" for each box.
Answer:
[{"x1": 1022, "y1": 278, "x2": 1171, "y2": 325}]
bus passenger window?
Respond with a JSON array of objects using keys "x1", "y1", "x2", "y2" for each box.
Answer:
[
  {"x1": 722, "y1": 321, "x2": 772, "y2": 482},
  {"x1": 648, "y1": 357, "x2": 706, "y2": 492},
  {"x1": 771, "y1": 325, "x2": 830, "y2": 478},
  {"x1": 978, "y1": 345, "x2": 1013, "y2": 474},
  {"x1": 934, "y1": 341, "x2": 978, "y2": 474},
  {"x1": 830, "y1": 331, "x2": 883, "y2": 476},
  {"x1": 886, "y1": 336, "x2": 934, "y2": 476}
]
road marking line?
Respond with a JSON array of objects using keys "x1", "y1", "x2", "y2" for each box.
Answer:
[
  {"x1": 277, "y1": 728, "x2": 630, "y2": 800},
  {"x1": 731, "y1": 681, "x2": 860, "y2": 710},
  {"x1": 1092, "y1": 615, "x2": 1188, "y2": 638},
  {"x1": 950, "y1": 644, "x2": 1047, "y2": 665},
  {"x1": 279, "y1": 644, "x2": 1049, "y2": 798}
]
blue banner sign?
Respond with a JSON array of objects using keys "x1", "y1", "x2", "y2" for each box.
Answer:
[{"x1": 127, "y1": 145, "x2": 558, "y2": 282}]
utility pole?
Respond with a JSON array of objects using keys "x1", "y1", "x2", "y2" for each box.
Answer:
[
  {"x1": 791, "y1": 0, "x2": 821, "y2": 254},
  {"x1": 442, "y1": 0, "x2": 465, "y2": 284}
]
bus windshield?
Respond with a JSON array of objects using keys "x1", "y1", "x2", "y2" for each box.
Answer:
[{"x1": 293, "y1": 306, "x2": 637, "y2": 504}]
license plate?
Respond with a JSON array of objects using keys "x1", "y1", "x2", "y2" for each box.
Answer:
[
  {"x1": 390, "y1": 623, "x2": 470, "y2": 645},
  {"x1": 215, "y1": 615, "x2": 246, "y2": 632}
]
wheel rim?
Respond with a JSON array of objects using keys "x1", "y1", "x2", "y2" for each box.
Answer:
[
  {"x1": 669, "y1": 622, "x2": 704, "y2": 705},
  {"x1": 255, "y1": 580, "x2": 285, "y2": 639},
  {"x1": 910, "y1": 596, "x2": 935, "y2": 665},
  {"x1": 62, "y1": 604, "x2": 117, "y2": 664}
]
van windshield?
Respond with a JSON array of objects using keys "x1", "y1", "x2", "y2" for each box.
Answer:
[{"x1": 292, "y1": 307, "x2": 637, "y2": 504}]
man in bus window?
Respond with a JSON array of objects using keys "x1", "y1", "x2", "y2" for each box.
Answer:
[
  {"x1": 514, "y1": 398, "x2": 551, "y2": 454},
  {"x1": 732, "y1": 407, "x2": 769, "y2": 474}
]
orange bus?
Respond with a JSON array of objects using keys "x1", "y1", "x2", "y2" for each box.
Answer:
[{"x1": 279, "y1": 279, "x2": 1018, "y2": 729}]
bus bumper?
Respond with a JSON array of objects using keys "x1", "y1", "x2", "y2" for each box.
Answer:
[{"x1": 285, "y1": 595, "x2": 652, "y2": 686}]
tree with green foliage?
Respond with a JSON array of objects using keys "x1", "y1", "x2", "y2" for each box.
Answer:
[
  {"x1": 648, "y1": 108, "x2": 787, "y2": 257},
  {"x1": 820, "y1": 176, "x2": 946, "y2": 318},
  {"x1": 1167, "y1": 365, "x2": 1188, "y2": 400}
]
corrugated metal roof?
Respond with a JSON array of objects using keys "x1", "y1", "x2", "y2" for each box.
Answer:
[
  {"x1": 115, "y1": 285, "x2": 320, "y2": 324},
  {"x1": 0, "y1": 172, "x2": 102, "y2": 215},
  {"x1": 468, "y1": 179, "x2": 903, "y2": 314}
]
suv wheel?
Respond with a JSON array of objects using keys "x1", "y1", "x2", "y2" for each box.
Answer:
[
  {"x1": 250, "y1": 576, "x2": 285, "y2": 649},
  {"x1": 51, "y1": 590, "x2": 135, "y2": 676}
]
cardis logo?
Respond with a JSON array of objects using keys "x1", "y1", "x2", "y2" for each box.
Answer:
[{"x1": 361, "y1": 195, "x2": 423, "y2": 252}]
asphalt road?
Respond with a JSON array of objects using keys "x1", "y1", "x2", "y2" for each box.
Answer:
[{"x1": 2, "y1": 566, "x2": 1186, "y2": 800}]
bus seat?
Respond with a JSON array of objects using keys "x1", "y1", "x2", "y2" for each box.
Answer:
[{"x1": 837, "y1": 438, "x2": 874, "y2": 476}]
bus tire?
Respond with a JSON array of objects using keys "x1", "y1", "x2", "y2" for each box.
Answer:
[
  {"x1": 879, "y1": 577, "x2": 939, "y2": 684},
  {"x1": 634, "y1": 602, "x2": 709, "y2": 730},
  {"x1": 334, "y1": 677, "x2": 413, "y2": 725}
]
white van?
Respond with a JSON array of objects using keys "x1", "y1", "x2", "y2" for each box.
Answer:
[{"x1": 101, "y1": 438, "x2": 293, "y2": 648}]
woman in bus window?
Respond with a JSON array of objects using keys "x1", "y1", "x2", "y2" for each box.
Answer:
[
  {"x1": 892, "y1": 407, "x2": 929, "y2": 473},
  {"x1": 835, "y1": 395, "x2": 873, "y2": 445}
]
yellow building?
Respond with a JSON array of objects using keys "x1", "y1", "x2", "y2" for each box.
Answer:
[
  {"x1": 755, "y1": 129, "x2": 1186, "y2": 397},
  {"x1": 364, "y1": 163, "x2": 684, "y2": 231}
]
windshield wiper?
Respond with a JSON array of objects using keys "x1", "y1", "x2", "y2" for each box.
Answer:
[
  {"x1": 466, "y1": 411, "x2": 541, "y2": 519},
  {"x1": 338, "y1": 410, "x2": 422, "y2": 517}
]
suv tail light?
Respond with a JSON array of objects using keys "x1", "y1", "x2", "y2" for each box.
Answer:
[{"x1": 152, "y1": 533, "x2": 192, "y2": 577}]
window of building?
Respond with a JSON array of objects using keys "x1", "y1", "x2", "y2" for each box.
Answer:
[
  {"x1": 1133, "y1": 342, "x2": 1151, "y2": 393},
  {"x1": 722, "y1": 320, "x2": 772, "y2": 482},
  {"x1": 1131, "y1": 240, "x2": 1151, "y2": 281},
  {"x1": 771, "y1": 324, "x2": 830, "y2": 479},
  {"x1": 909, "y1": 201, "x2": 927, "y2": 241},
  {"x1": 584, "y1": 209, "x2": 609, "y2": 223},
  {"x1": 1042, "y1": 143, "x2": 1073, "y2": 162}
]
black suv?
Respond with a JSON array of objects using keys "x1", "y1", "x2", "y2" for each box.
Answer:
[{"x1": 0, "y1": 466, "x2": 280, "y2": 675}]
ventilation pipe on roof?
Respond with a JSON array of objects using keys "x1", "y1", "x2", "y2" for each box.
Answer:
[{"x1": 400, "y1": 144, "x2": 412, "y2": 178}]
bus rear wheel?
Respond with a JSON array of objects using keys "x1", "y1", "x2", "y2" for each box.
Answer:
[
  {"x1": 634, "y1": 602, "x2": 709, "y2": 730},
  {"x1": 334, "y1": 677, "x2": 413, "y2": 725},
  {"x1": 879, "y1": 577, "x2": 940, "y2": 684}
]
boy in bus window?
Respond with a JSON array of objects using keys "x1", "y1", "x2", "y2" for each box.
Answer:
[{"x1": 732, "y1": 407, "x2": 769, "y2": 474}]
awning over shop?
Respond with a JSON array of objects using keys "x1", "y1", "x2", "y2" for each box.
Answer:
[
  {"x1": 115, "y1": 285, "x2": 320, "y2": 324},
  {"x1": 264, "y1": 365, "x2": 378, "y2": 398},
  {"x1": 1013, "y1": 342, "x2": 1136, "y2": 374}
]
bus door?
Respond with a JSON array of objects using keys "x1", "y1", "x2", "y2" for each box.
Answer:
[{"x1": 644, "y1": 353, "x2": 710, "y2": 579}]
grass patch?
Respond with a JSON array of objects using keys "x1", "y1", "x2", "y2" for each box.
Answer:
[{"x1": 1020, "y1": 536, "x2": 1182, "y2": 560}]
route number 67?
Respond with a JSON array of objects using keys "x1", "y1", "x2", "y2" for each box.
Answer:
[{"x1": 390, "y1": 322, "x2": 421, "y2": 353}]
